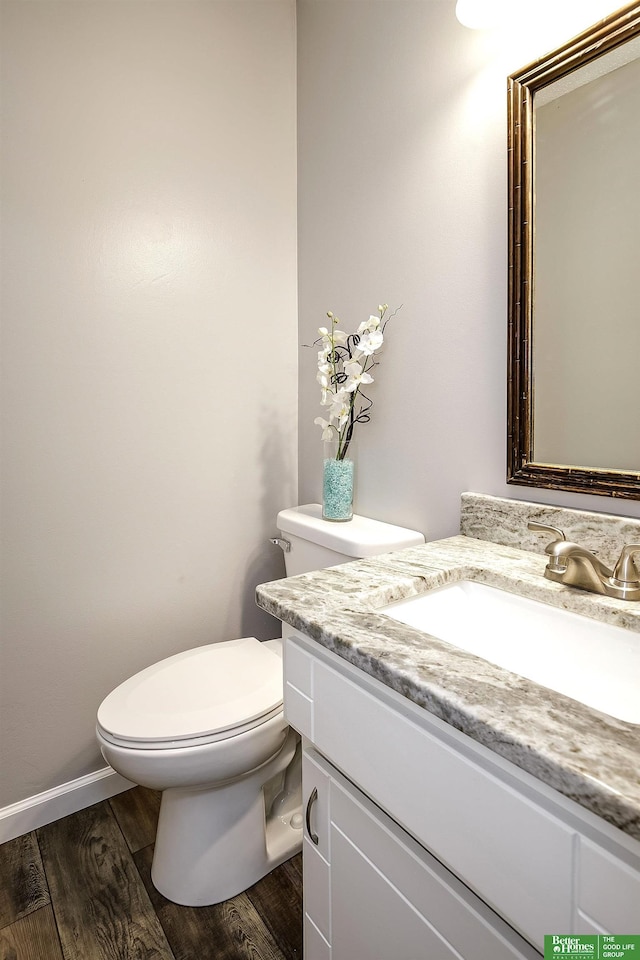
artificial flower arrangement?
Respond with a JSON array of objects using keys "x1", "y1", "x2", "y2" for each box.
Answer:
[{"x1": 313, "y1": 303, "x2": 392, "y2": 460}]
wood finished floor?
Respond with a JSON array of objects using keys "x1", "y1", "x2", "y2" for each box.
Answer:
[{"x1": 0, "y1": 787, "x2": 302, "y2": 960}]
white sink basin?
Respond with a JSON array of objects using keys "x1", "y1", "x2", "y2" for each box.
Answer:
[{"x1": 381, "y1": 580, "x2": 639, "y2": 724}]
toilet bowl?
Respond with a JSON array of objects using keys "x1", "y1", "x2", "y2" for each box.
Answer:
[
  {"x1": 96, "y1": 504, "x2": 424, "y2": 907},
  {"x1": 96, "y1": 636, "x2": 300, "y2": 906}
]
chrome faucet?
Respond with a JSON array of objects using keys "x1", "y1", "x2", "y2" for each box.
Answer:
[{"x1": 528, "y1": 522, "x2": 640, "y2": 601}]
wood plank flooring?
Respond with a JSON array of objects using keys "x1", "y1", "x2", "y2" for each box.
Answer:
[{"x1": 0, "y1": 787, "x2": 302, "y2": 960}]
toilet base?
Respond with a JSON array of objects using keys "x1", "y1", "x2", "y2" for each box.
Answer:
[{"x1": 150, "y1": 729, "x2": 302, "y2": 906}]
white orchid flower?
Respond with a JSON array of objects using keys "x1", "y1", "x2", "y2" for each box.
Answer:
[
  {"x1": 314, "y1": 416, "x2": 336, "y2": 441},
  {"x1": 317, "y1": 370, "x2": 331, "y2": 389},
  {"x1": 331, "y1": 329, "x2": 348, "y2": 346},
  {"x1": 357, "y1": 315, "x2": 381, "y2": 334},
  {"x1": 327, "y1": 389, "x2": 351, "y2": 422},
  {"x1": 318, "y1": 326, "x2": 330, "y2": 337},
  {"x1": 357, "y1": 329, "x2": 383, "y2": 356},
  {"x1": 344, "y1": 358, "x2": 374, "y2": 392},
  {"x1": 326, "y1": 388, "x2": 347, "y2": 411},
  {"x1": 344, "y1": 358, "x2": 363, "y2": 377}
]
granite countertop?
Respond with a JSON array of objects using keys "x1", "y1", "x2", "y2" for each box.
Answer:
[{"x1": 256, "y1": 535, "x2": 640, "y2": 840}]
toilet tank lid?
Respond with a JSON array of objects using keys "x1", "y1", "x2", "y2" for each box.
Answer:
[{"x1": 277, "y1": 504, "x2": 425, "y2": 558}]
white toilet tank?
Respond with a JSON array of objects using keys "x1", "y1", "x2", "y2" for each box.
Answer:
[{"x1": 276, "y1": 503, "x2": 425, "y2": 576}]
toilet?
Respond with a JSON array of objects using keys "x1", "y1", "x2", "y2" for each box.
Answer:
[{"x1": 96, "y1": 504, "x2": 424, "y2": 906}]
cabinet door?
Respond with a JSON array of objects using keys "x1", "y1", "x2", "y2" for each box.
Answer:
[
  {"x1": 330, "y1": 826, "x2": 460, "y2": 960},
  {"x1": 302, "y1": 749, "x2": 332, "y2": 956},
  {"x1": 302, "y1": 745, "x2": 539, "y2": 960},
  {"x1": 329, "y1": 777, "x2": 539, "y2": 960}
]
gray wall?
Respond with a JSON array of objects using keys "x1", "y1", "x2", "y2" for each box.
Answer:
[
  {"x1": 0, "y1": 0, "x2": 297, "y2": 809},
  {"x1": 296, "y1": 0, "x2": 640, "y2": 541}
]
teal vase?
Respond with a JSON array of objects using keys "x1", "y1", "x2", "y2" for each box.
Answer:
[{"x1": 322, "y1": 441, "x2": 354, "y2": 522}]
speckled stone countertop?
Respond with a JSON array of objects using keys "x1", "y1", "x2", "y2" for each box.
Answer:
[{"x1": 256, "y1": 534, "x2": 640, "y2": 840}]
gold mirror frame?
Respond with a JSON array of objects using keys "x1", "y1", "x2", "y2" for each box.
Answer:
[{"x1": 507, "y1": 3, "x2": 640, "y2": 500}]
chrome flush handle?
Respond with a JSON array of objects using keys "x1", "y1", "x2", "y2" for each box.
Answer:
[{"x1": 269, "y1": 537, "x2": 291, "y2": 553}]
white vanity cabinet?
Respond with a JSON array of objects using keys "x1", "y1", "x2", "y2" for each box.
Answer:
[{"x1": 284, "y1": 634, "x2": 640, "y2": 959}]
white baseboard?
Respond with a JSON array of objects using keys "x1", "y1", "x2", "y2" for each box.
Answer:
[{"x1": 0, "y1": 767, "x2": 136, "y2": 844}]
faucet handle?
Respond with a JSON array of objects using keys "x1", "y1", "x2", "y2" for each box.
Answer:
[
  {"x1": 612, "y1": 545, "x2": 640, "y2": 585},
  {"x1": 528, "y1": 522, "x2": 568, "y2": 572},
  {"x1": 528, "y1": 521, "x2": 566, "y2": 542}
]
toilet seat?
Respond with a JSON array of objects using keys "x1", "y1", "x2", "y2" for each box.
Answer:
[{"x1": 97, "y1": 637, "x2": 283, "y2": 750}]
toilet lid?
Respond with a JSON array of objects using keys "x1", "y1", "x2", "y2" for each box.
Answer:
[{"x1": 97, "y1": 637, "x2": 283, "y2": 745}]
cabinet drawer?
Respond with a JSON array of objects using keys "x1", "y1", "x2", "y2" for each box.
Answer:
[
  {"x1": 285, "y1": 638, "x2": 313, "y2": 696},
  {"x1": 577, "y1": 838, "x2": 640, "y2": 933},
  {"x1": 284, "y1": 640, "x2": 314, "y2": 737},
  {"x1": 284, "y1": 681, "x2": 312, "y2": 738},
  {"x1": 312, "y1": 655, "x2": 573, "y2": 950}
]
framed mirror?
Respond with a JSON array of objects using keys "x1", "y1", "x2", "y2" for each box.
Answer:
[{"x1": 507, "y1": 3, "x2": 640, "y2": 499}]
